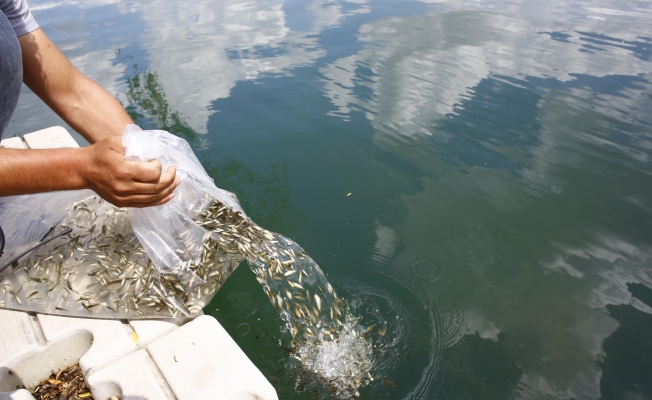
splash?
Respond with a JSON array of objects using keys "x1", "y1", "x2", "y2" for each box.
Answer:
[
  {"x1": 295, "y1": 316, "x2": 375, "y2": 398},
  {"x1": 197, "y1": 200, "x2": 375, "y2": 397}
]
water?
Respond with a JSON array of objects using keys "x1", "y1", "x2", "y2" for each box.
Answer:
[{"x1": 6, "y1": 0, "x2": 652, "y2": 398}]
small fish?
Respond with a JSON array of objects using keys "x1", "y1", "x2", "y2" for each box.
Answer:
[{"x1": 314, "y1": 294, "x2": 322, "y2": 311}]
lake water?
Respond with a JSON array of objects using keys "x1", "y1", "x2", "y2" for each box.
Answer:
[{"x1": 6, "y1": 0, "x2": 652, "y2": 398}]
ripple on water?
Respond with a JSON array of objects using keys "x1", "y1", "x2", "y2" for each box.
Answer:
[
  {"x1": 410, "y1": 259, "x2": 444, "y2": 282},
  {"x1": 526, "y1": 184, "x2": 542, "y2": 195},
  {"x1": 350, "y1": 267, "x2": 452, "y2": 398},
  {"x1": 404, "y1": 346, "x2": 430, "y2": 368},
  {"x1": 285, "y1": 268, "x2": 445, "y2": 398},
  {"x1": 237, "y1": 322, "x2": 250, "y2": 337},
  {"x1": 551, "y1": 186, "x2": 563, "y2": 194},
  {"x1": 460, "y1": 248, "x2": 493, "y2": 267},
  {"x1": 463, "y1": 250, "x2": 483, "y2": 266}
]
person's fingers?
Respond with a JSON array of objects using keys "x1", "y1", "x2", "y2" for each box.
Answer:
[
  {"x1": 111, "y1": 165, "x2": 177, "y2": 196},
  {"x1": 131, "y1": 159, "x2": 163, "y2": 183},
  {"x1": 157, "y1": 165, "x2": 177, "y2": 188},
  {"x1": 122, "y1": 191, "x2": 176, "y2": 208},
  {"x1": 113, "y1": 178, "x2": 179, "y2": 198},
  {"x1": 110, "y1": 176, "x2": 180, "y2": 204},
  {"x1": 86, "y1": 137, "x2": 183, "y2": 208}
]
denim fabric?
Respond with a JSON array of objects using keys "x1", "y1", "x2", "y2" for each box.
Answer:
[
  {"x1": 0, "y1": 0, "x2": 39, "y2": 138},
  {"x1": 0, "y1": 10, "x2": 22, "y2": 138}
]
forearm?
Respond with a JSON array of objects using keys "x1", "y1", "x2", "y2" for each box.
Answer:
[
  {"x1": 45, "y1": 72, "x2": 134, "y2": 142},
  {"x1": 19, "y1": 29, "x2": 133, "y2": 143},
  {"x1": 9, "y1": 27, "x2": 178, "y2": 208},
  {"x1": 0, "y1": 147, "x2": 87, "y2": 196},
  {"x1": 0, "y1": 139, "x2": 178, "y2": 208}
]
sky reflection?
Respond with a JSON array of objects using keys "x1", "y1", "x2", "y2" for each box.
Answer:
[{"x1": 337, "y1": 2, "x2": 652, "y2": 398}]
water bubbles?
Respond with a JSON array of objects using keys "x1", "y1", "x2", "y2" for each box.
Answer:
[
  {"x1": 551, "y1": 186, "x2": 563, "y2": 194},
  {"x1": 410, "y1": 260, "x2": 443, "y2": 281},
  {"x1": 296, "y1": 316, "x2": 374, "y2": 399}
]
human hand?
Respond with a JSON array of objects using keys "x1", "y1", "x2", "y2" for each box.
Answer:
[{"x1": 80, "y1": 136, "x2": 180, "y2": 208}]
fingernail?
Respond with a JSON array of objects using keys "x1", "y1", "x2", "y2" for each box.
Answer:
[{"x1": 175, "y1": 178, "x2": 181, "y2": 186}]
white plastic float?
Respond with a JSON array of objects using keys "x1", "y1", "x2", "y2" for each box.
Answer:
[{"x1": 0, "y1": 127, "x2": 278, "y2": 400}]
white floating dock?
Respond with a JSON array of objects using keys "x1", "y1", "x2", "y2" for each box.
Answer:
[{"x1": 0, "y1": 127, "x2": 278, "y2": 400}]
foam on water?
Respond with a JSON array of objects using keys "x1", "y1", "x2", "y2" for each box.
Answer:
[{"x1": 295, "y1": 316, "x2": 374, "y2": 398}]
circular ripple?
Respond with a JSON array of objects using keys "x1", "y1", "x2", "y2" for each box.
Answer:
[
  {"x1": 463, "y1": 250, "x2": 483, "y2": 266},
  {"x1": 551, "y1": 186, "x2": 563, "y2": 194},
  {"x1": 410, "y1": 260, "x2": 443, "y2": 282},
  {"x1": 527, "y1": 184, "x2": 542, "y2": 194},
  {"x1": 237, "y1": 323, "x2": 251, "y2": 337},
  {"x1": 310, "y1": 268, "x2": 444, "y2": 397},
  {"x1": 460, "y1": 248, "x2": 493, "y2": 267}
]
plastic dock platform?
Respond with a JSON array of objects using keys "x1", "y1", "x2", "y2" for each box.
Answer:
[{"x1": 0, "y1": 127, "x2": 278, "y2": 400}]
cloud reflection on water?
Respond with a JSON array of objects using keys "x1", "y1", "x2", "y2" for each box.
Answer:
[
  {"x1": 349, "y1": 2, "x2": 652, "y2": 399},
  {"x1": 129, "y1": 0, "x2": 370, "y2": 134},
  {"x1": 11, "y1": 0, "x2": 369, "y2": 138}
]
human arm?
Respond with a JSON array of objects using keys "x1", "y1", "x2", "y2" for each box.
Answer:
[
  {"x1": 0, "y1": 137, "x2": 178, "y2": 207},
  {"x1": 2, "y1": 27, "x2": 179, "y2": 207},
  {"x1": 18, "y1": 28, "x2": 131, "y2": 142}
]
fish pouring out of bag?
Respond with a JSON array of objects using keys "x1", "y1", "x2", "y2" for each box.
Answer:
[
  {"x1": 0, "y1": 126, "x2": 373, "y2": 398},
  {"x1": 0, "y1": 126, "x2": 344, "y2": 327}
]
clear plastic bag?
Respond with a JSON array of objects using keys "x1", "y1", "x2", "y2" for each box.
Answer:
[
  {"x1": 0, "y1": 126, "x2": 245, "y2": 318},
  {"x1": 123, "y1": 125, "x2": 243, "y2": 273}
]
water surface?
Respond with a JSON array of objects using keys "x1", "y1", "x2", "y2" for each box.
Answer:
[{"x1": 7, "y1": 0, "x2": 652, "y2": 398}]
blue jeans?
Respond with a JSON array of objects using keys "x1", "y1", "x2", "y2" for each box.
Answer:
[{"x1": 0, "y1": 10, "x2": 23, "y2": 139}]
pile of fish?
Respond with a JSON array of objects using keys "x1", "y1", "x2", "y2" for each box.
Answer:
[{"x1": 0, "y1": 195, "x2": 242, "y2": 318}]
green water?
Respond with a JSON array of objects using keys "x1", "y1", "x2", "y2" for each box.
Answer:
[{"x1": 7, "y1": 0, "x2": 652, "y2": 398}]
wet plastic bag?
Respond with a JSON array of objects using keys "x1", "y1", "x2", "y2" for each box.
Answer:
[{"x1": 0, "y1": 125, "x2": 245, "y2": 318}]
